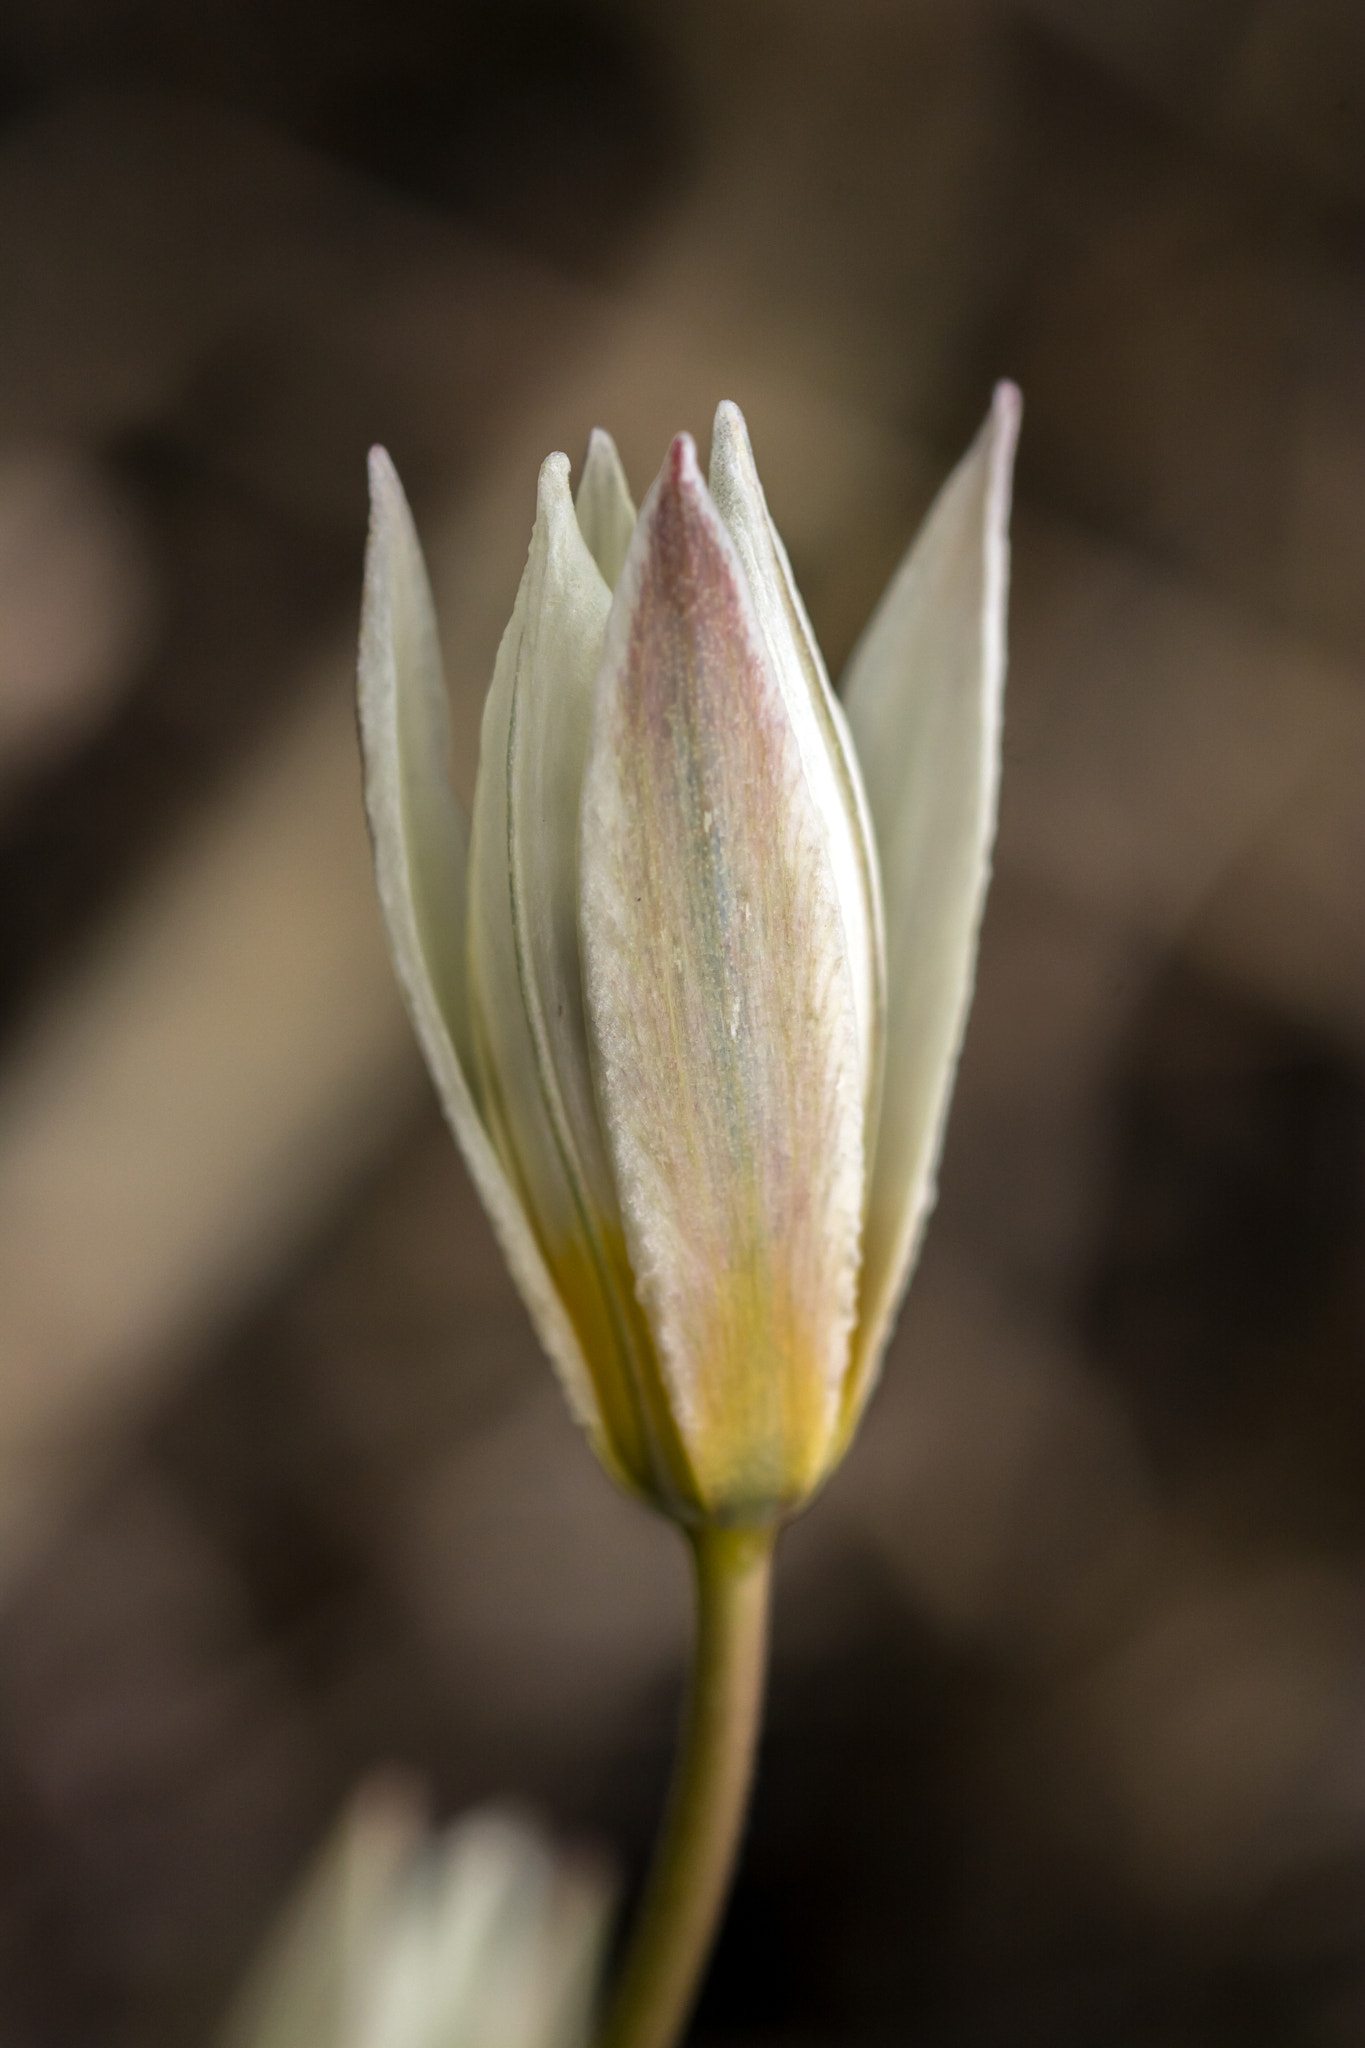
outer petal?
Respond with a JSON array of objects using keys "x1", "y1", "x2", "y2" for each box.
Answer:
[
  {"x1": 574, "y1": 428, "x2": 636, "y2": 590},
  {"x1": 466, "y1": 454, "x2": 690, "y2": 1507},
  {"x1": 357, "y1": 449, "x2": 605, "y2": 1453},
  {"x1": 707, "y1": 401, "x2": 884, "y2": 1125},
  {"x1": 579, "y1": 434, "x2": 866, "y2": 1519},
  {"x1": 840, "y1": 383, "x2": 1020, "y2": 1427}
]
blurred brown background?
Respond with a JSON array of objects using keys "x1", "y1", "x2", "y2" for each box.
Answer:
[{"x1": 0, "y1": 2, "x2": 1361, "y2": 2043}]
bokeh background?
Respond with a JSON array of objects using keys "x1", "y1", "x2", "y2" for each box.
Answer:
[{"x1": 0, "y1": 2, "x2": 1361, "y2": 2042}]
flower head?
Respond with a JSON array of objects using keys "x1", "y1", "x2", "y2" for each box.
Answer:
[
  {"x1": 359, "y1": 388, "x2": 1019, "y2": 1527},
  {"x1": 220, "y1": 1783, "x2": 613, "y2": 2048}
]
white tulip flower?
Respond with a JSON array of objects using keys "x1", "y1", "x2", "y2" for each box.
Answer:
[
  {"x1": 221, "y1": 1786, "x2": 614, "y2": 2048},
  {"x1": 359, "y1": 387, "x2": 1019, "y2": 1527}
]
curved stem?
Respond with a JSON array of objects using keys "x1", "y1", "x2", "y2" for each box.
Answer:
[{"x1": 598, "y1": 1522, "x2": 776, "y2": 2048}]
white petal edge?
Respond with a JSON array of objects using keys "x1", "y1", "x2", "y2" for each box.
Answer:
[
  {"x1": 357, "y1": 448, "x2": 605, "y2": 1447},
  {"x1": 575, "y1": 428, "x2": 636, "y2": 590},
  {"x1": 840, "y1": 382, "x2": 1020, "y2": 1421},
  {"x1": 707, "y1": 400, "x2": 885, "y2": 1127}
]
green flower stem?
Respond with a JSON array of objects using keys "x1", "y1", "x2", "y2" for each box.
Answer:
[{"x1": 599, "y1": 1522, "x2": 777, "y2": 2048}]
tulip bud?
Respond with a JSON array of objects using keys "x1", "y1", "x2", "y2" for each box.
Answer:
[{"x1": 358, "y1": 387, "x2": 1018, "y2": 1527}]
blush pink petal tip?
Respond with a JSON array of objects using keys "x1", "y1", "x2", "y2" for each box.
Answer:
[{"x1": 666, "y1": 431, "x2": 701, "y2": 488}]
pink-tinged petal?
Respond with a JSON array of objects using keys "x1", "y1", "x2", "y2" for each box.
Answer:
[
  {"x1": 357, "y1": 448, "x2": 605, "y2": 1456},
  {"x1": 840, "y1": 383, "x2": 1020, "y2": 1428},
  {"x1": 575, "y1": 428, "x2": 636, "y2": 590},
  {"x1": 579, "y1": 433, "x2": 866, "y2": 1518}
]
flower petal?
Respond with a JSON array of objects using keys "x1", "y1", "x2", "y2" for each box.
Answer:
[
  {"x1": 357, "y1": 448, "x2": 605, "y2": 1454},
  {"x1": 574, "y1": 428, "x2": 636, "y2": 590},
  {"x1": 466, "y1": 453, "x2": 691, "y2": 1506},
  {"x1": 218, "y1": 1779, "x2": 419, "y2": 2048},
  {"x1": 360, "y1": 1809, "x2": 614, "y2": 2048},
  {"x1": 221, "y1": 1786, "x2": 614, "y2": 2048},
  {"x1": 840, "y1": 383, "x2": 1020, "y2": 1425},
  {"x1": 707, "y1": 401, "x2": 884, "y2": 1125},
  {"x1": 579, "y1": 433, "x2": 867, "y2": 1518}
]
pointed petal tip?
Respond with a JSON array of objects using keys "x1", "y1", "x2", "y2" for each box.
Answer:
[
  {"x1": 992, "y1": 379, "x2": 1022, "y2": 432},
  {"x1": 666, "y1": 430, "x2": 701, "y2": 490},
  {"x1": 537, "y1": 448, "x2": 573, "y2": 501},
  {"x1": 576, "y1": 431, "x2": 636, "y2": 588},
  {"x1": 533, "y1": 450, "x2": 584, "y2": 550},
  {"x1": 712, "y1": 397, "x2": 746, "y2": 439},
  {"x1": 366, "y1": 443, "x2": 404, "y2": 515},
  {"x1": 986, "y1": 383, "x2": 1023, "y2": 502},
  {"x1": 709, "y1": 400, "x2": 755, "y2": 481}
]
